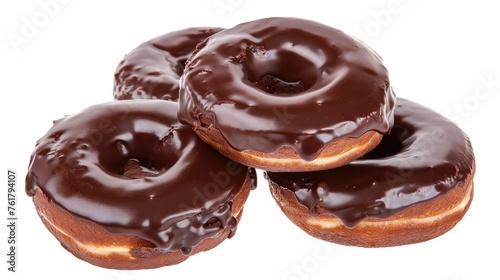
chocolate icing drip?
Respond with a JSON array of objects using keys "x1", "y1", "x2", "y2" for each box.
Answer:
[
  {"x1": 26, "y1": 100, "x2": 249, "y2": 252},
  {"x1": 266, "y1": 98, "x2": 475, "y2": 228},
  {"x1": 249, "y1": 168, "x2": 258, "y2": 190},
  {"x1": 114, "y1": 27, "x2": 223, "y2": 101},
  {"x1": 179, "y1": 17, "x2": 395, "y2": 161}
]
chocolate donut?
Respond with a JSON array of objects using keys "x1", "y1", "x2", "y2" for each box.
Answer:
[
  {"x1": 266, "y1": 98, "x2": 475, "y2": 247},
  {"x1": 26, "y1": 100, "x2": 254, "y2": 269},
  {"x1": 114, "y1": 27, "x2": 223, "y2": 101},
  {"x1": 178, "y1": 17, "x2": 395, "y2": 172}
]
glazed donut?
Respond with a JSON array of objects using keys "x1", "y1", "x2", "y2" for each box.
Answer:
[
  {"x1": 178, "y1": 17, "x2": 395, "y2": 172},
  {"x1": 114, "y1": 27, "x2": 223, "y2": 101},
  {"x1": 26, "y1": 100, "x2": 254, "y2": 269},
  {"x1": 266, "y1": 98, "x2": 475, "y2": 247}
]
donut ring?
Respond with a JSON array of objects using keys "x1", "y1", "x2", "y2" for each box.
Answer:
[
  {"x1": 26, "y1": 100, "x2": 253, "y2": 269},
  {"x1": 266, "y1": 98, "x2": 475, "y2": 247},
  {"x1": 179, "y1": 17, "x2": 395, "y2": 172},
  {"x1": 114, "y1": 27, "x2": 223, "y2": 101}
]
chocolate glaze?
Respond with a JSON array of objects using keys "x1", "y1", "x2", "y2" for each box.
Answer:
[
  {"x1": 26, "y1": 100, "x2": 251, "y2": 253},
  {"x1": 178, "y1": 17, "x2": 395, "y2": 161},
  {"x1": 114, "y1": 27, "x2": 223, "y2": 101},
  {"x1": 266, "y1": 98, "x2": 475, "y2": 228},
  {"x1": 248, "y1": 167, "x2": 258, "y2": 190}
]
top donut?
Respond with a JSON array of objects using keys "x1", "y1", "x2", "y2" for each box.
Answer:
[{"x1": 178, "y1": 17, "x2": 396, "y2": 172}]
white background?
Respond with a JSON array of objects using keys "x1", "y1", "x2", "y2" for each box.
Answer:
[{"x1": 1, "y1": 0, "x2": 499, "y2": 279}]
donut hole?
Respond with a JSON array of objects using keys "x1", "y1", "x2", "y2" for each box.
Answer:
[
  {"x1": 122, "y1": 158, "x2": 161, "y2": 179},
  {"x1": 98, "y1": 133, "x2": 176, "y2": 179},
  {"x1": 174, "y1": 57, "x2": 189, "y2": 76},
  {"x1": 361, "y1": 126, "x2": 405, "y2": 159},
  {"x1": 254, "y1": 75, "x2": 304, "y2": 95},
  {"x1": 240, "y1": 46, "x2": 318, "y2": 95}
]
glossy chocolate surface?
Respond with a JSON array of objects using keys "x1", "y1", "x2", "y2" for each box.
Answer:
[
  {"x1": 266, "y1": 98, "x2": 475, "y2": 228},
  {"x1": 179, "y1": 17, "x2": 395, "y2": 161},
  {"x1": 114, "y1": 27, "x2": 223, "y2": 101},
  {"x1": 26, "y1": 100, "x2": 250, "y2": 253}
]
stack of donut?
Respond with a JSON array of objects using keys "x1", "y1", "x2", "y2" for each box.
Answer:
[{"x1": 26, "y1": 17, "x2": 475, "y2": 270}]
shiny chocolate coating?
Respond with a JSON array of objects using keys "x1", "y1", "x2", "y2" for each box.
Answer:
[
  {"x1": 114, "y1": 27, "x2": 223, "y2": 101},
  {"x1": 26, "y1": 100, "x2": 251, "y2": 253},
  {"x1": 178, "y1": 17, "x2": 395, "y2": 161},
  {"x1": 266, "y1": 98, "x2": 475, "y2": 228}
]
